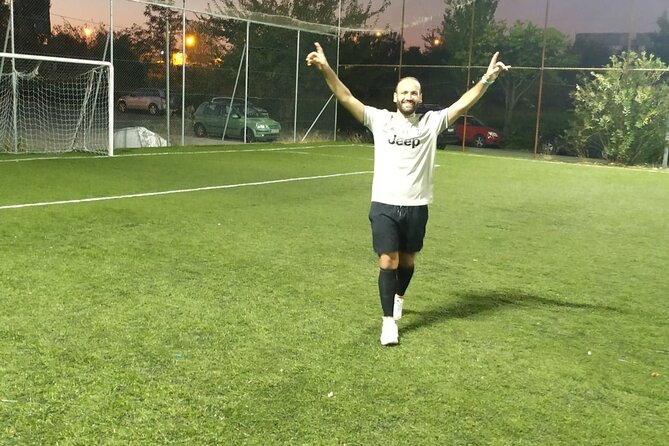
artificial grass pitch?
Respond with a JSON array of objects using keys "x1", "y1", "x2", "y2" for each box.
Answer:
[{"x1": 1, "y1": 143, "x2": 667, "y2": 445}]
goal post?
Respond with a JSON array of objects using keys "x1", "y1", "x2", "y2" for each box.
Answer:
[{"x1": 0, "y1": 52, "x2": 114, "y2": 156}]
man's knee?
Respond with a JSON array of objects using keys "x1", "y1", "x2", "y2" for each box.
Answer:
[
  {"x1": 378, "y1": 252, "x2": 399, "y2": 269},
  {"x1": 399, "y1": 252, "x2": 417, "y2": 268}
]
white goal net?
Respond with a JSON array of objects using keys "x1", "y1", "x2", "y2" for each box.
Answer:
[{"x1": 0, "y1": 53, "x2": 113, "y2": 155}]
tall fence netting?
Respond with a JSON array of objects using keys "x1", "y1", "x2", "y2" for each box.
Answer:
[{"x1": 0, "y1": 0, "x2": 667, "y2": 163}]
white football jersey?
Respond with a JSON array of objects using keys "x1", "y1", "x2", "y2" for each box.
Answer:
[{"x1": 363, "y1": 105, "x2": 450, "y2": 205}]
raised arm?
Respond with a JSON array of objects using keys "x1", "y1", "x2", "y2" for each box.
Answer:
[
  {"x1": 306, "y1": 42, "x2": 365, "y2": 124},
  {"x1": 447, "y1": 52, "x2": 510, "y2": 121}
]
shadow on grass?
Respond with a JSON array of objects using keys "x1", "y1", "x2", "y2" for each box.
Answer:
[{"x1": 400, "y1": 289, "x2": 621, "y2": 334}]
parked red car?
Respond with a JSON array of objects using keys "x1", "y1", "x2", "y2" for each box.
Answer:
[
  {"x1": 447, "y1": 115, "x2": 504, "y2": 148},
  {"x1": 418, "y1": 104, "x2": 504, "y2": 149}
]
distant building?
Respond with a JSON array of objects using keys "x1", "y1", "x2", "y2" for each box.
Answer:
[{"x1": 574, "y1": 32, "x2": 655, "y2": 54}]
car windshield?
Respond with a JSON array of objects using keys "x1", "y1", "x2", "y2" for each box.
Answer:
[
  {"x1": 230, "y1": 105, "x2": 263, "y2": 118},
  {"x1": 245, "y1": 106, "x2": 263, "y2": 118},
  {"x1": 213, "y1": 98, "x2": 261, "y2": 111},
  {"x1": 457, "y1": 116, "x2": 485, "y2": 126}
]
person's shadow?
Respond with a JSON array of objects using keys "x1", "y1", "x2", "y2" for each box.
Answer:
[{"x1": 400, "y1": 289, "x2": 621, "y2": 334}]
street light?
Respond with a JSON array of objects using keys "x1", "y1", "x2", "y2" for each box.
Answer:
[
  {"x1": 172, "y1": 52, "x2": 185, "y2": 66},
  {"x1": 172, "y1": 35, "x2": 196, "y2": 66}
]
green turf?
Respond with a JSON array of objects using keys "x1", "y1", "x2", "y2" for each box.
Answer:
[{"x1": 1, "y1": 143, "x2": 667, "y2": 445}]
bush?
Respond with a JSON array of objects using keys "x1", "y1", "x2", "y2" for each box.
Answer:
[{"x1": 567, "y1": 51, "x2": 669, "y2": 165}]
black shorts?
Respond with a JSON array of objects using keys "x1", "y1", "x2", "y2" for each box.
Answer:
[{"x1": 368, "y1": 201, "x2": 429, "y2": 255}]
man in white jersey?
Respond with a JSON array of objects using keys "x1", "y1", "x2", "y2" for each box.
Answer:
[{"x1": 306, "y1": 42, "x2": 509, "y2": 345}]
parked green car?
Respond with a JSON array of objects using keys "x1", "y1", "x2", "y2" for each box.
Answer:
[{"x1": 193, "y1": 101, "x2": 281, "y2": 142}]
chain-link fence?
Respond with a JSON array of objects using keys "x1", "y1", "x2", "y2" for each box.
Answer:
[{"x1": 1, "y1": 0, "x2": 668, "y2": 163}]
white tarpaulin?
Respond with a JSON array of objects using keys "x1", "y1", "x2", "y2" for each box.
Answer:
[{"x1": 114, "y1": 127, "x2": 167, "y2": 149}]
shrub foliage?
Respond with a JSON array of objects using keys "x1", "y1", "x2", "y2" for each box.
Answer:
[{"x1": 568, "y1": 51, "x2": 669, "y2": 165}]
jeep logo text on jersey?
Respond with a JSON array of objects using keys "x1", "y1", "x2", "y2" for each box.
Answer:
[{"x1": 388, "y1": 135, "x2": 420, "y2": 148}]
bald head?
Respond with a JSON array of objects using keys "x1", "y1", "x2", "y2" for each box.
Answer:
[{"x1": 395, "y1": 77, "x2": 421, "y2": 94}]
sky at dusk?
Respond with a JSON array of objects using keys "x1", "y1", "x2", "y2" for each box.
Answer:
[{"x1": 49, "y1": 0, "x2": 669, "y2": 47}]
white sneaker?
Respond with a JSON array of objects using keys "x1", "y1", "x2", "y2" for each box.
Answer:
[
  {"x1": 380, "y1": 317, "x2": 399, "y2": 346},
  {"x1": 393, "y1": 295, "x2": 404, "y2": 320}
]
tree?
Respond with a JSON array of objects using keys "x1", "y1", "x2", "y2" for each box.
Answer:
[
  {"x1": 410, "y1": 0, "x2": 501, "y2": 117},
  {"x1": 13, "y1": 0, "x2": 51, "y2": 53},
  {"x1": 337, "y1": 31, "x2": 403, "y2": 130},
  {"x1": 426, "y1": 0, "x2": 575, "y2": 145},
  {"x1": 567, "y1": 51, "x2": 669, "y2": 165},
  {"x1": 426, "y1": 0, "x2": 499, "y2": 63},
  {"x1": 131, "y1": 1, "x2": 183, "y2": 62},
  {"x1": 493, "y1": 21, "x2": 576, "y2": 140},
  {"x1": 197, "y1": 0, "x2": 391, "y2": 125},
  {"x1": 203, "y1": 0, "x2": 391, "y2": 73},
  {"x1": 207, "y1": 0, "x2": 389, "y2": 28},
  {"x1": 649, "y1": 11, "x2": 669, "y2": 63},
  {"x1": 113, "y1": 2, "x2": 231, "y2": 104},
  {"x1": 47, "y1": 23, "x2": 95, "y2": 59},
  {"x1": 106, "y1": 37, "x2": 144, "y2": 94},
  {"x1": 202, "y1": 0, "x2": 391, "y2": 67},
  {"x1": 430, "y1": 16, "x2": 575, "y2": 143}
]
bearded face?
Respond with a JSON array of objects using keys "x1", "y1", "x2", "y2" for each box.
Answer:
[{"x1": 394, "y1": 78, "x2": 422, "y2": 117}]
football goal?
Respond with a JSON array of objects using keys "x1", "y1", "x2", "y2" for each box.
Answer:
[{"x1": 0, "y1": 52, "x2": 113, "y2": 156}]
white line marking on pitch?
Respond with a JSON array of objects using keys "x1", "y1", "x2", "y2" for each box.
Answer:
[
  {"x1": 0, "y1": 144, "x2": 366, "y2": 163},
  {"x1": 0, "y1": 170, "x2": 373, "y2": 210}
]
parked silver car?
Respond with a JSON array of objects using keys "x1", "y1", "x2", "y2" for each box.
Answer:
[{"x1": 117, "y1": 88, "x2": 170, "y2": 115}]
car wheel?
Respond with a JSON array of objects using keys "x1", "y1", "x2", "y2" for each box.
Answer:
[
  {"x1": 541, "y1": 141, "x2": 555, "y2": 154},
  {"x1": 117, "y1": 101, "x2": 127, "y2": 113},
  {"x1": 148, "y1": 103, "x2": 159, "y2": 115},
  {"x1": 473, "y1": 134, "x2": 486, "y2": 148},
  {"x1": 245, "y1": 129, "x2": 256, "y2": 143},
  {"x1": 194, "y1": 123, "x2": 207, "y2": 137}
]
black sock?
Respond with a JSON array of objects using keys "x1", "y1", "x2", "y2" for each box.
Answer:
[
  {"x1": 397, "y1": 265, "x2": 415, "y2": 297},
  {"x1": 378, "y1": 268, "x2": 398, "y2": 317}
]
